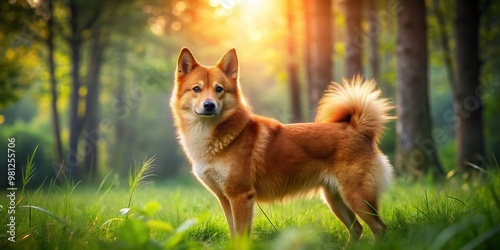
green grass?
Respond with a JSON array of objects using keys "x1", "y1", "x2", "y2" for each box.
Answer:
[{"x1": 1, "y1": 170, "x2": 499, "y2": 249}]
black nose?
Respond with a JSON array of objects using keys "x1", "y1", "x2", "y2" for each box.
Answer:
[{"x1": 203, "y1": 100, "x2": 216, "y2": 112}]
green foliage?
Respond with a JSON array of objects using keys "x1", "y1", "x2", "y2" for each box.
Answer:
[
  {"x1": 0, "y1": 57, "x2": 27, "y2": 108},
  {"x1": 437, "y1": 139, "x2": 457, "y2": 171},
  {"x1": 379, "y1": 121, "x2": 396, "y2": 162},
  {"x1": 0, "y1": 122, "x2": 56, "y2": 189},
  {"x1": 482, "y1": 74, "x2": 500, "y2": 163},
  {"x1": 0, "y1": 97, "x2": 38, "y2": 125},
  {"x1": 376, "y1": 174, "x2": 500, "y2": 250},
  {"x1": 0, "y1": 1, "x2": 40, "y2": 109},
  {"x1": 107, "y1": 157, "x2": 200, "y2": 250},
  {"x1": 102, "y1": 202, "x2": 200, "y2": 250},
  {"x1": 127, "y1": 94, "x2": 184, "y2": 178}
]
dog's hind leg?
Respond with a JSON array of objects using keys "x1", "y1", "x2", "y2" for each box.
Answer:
[
  {"x1": 321, "y1": 186, "x2": 363, "y2": 242},
  {"x1": 340, "y1": 185, "x2": 387, "y2": 240}
]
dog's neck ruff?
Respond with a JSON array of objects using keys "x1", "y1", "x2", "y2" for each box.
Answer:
[{"x1": 178, "y1": 110, "x2": 249, "y2": 163}]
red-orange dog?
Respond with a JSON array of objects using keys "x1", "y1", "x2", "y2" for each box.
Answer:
[{"x1": 170, "y1": 48, "x2": 393, "y2": 241}]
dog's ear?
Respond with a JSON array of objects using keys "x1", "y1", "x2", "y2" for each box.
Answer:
[
  {"x1": 216, "y1": 48, "x2": 238, "y2": 79},
  {"x1": 177, "y1": 48, "x2": 198, "y2": 77}
]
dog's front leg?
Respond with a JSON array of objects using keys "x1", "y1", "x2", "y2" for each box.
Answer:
[
  {"x1": 217, "y1": 195, "x2": 235, "y2": 237},
  {"x1": 229, "y1": 191, "x2": 255, "y2": 237}
]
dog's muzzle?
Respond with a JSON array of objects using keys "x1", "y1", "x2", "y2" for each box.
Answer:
[{"x1": 195, "y1": 99, "x2": 219, "y2": 116}]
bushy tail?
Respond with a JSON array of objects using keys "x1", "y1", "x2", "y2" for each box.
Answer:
[{"x1": 315, "y1": 76, "x2": 393, "y2": 142}]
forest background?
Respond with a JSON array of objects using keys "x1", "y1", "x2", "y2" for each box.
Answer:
[{"x1": 0, "y1": 0, "x2": 499, "y2": 186}]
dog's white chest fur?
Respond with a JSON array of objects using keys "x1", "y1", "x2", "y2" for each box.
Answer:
[
  {"x1": 178, "y1": 124, "x2": 232, "y2": 191},
  {"x1": 192, "y1": 160, "x2": 229, "y2": 189}
]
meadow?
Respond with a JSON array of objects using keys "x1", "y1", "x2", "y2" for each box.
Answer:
[{"x1": 1, "y1": 159, "x2": 499, "y2": 250}]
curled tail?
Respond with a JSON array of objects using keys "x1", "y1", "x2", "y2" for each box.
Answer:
[{"x1": 315, "y1": 76, "x2": 393, "y2": 142}]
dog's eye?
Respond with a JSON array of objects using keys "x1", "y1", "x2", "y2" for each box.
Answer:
[
  {"x1": 215, "y1": 86, "x2": 224, "y2": 93},
  {"x1": 192, "y1": 86, "x2": 201, "y2": 93}
]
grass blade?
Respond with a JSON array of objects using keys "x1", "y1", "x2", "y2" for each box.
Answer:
[
  {"x1": 257, "y1": 203, "x2": 278, "y2": 231},
  {"x1": 466, "y1": 162, "x2": 490, "y2": 175},
  {"x1": 445, "y1": 195, "x2": 468, "y2": 208},
  {"x1": 96, "y1": 170, "x2": 113, "y2": 194},
  {"x1": 21, "y1": 205, "x2": 68, "y2": 226},
  {"x1": 100, "y1": 218, "x2": 123, "y2": 228},
  {"x1": 460, "y1": 225, "x2": 500, "y2": 250},
  {"x1": 429, "y1": 217, "x2": 483, "y2": 250}
]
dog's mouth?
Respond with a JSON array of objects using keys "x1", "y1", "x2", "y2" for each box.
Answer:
[{"x1": 194, "y1": 110, "x2": 219, "y2": 117}]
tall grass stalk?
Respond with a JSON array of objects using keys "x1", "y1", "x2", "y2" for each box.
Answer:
[
  {"x1": 21, "y1": 146, "x2": 37, "y2": 227},
  {"x1": 127, "y1": 156, "x2": 156, "y2": 211},
  {"x1": 21, "y1": 146, "x2": 37, "y2": 199}
]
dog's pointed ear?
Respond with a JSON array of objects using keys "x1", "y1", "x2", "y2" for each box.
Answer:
[
  {"x1": 177, "y1": 48, "x2": 198, "y2": 77},
  {"x1": 216, "y1": 48, "x2": 238, "y2": 79}
]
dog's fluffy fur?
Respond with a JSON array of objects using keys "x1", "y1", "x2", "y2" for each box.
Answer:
[{"x1": 170, "y1": 48, "x2": 393, "y2": 241}]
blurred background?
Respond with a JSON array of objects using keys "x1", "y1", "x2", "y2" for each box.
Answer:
[{"x1": 0, "y1": 0, "x2": 499, "y2": 187}]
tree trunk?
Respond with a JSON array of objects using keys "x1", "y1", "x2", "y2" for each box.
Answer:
[
  {"x1": 345, "y1": 0, "x2": 363, "y2": 78},
  {"x1": 114, "y1": 41, "x2": 128, "y2": 176},
  {"x1": 395, "y1": 0, "x2": 445, "y2": 178},
  {"x1": 83, "y1": 26, "x2": 107, "y2": 181},
  {"x1": 67, "y1": 0, "x2": 82, "y2": 178},
  {"x1": 368, "y1": 0, "x2": 379, "y2": 82},
  {"x1": 305, "y1": 0, "x2": 333, "y2": 120},
  {"x1": 65, "y1": 0, "x2": 101, "y2": 181},
  {"x1": 286, "y1": 0, "x2": 302, "y2": 123},
  {"x1": 46, "y1": 0, "x2": 64, "y2": 170},
  {"x1": 432, "y1": 0, "x2": 456, "y2": 90},
  {"x1": 454, "y1": 0, "x2": 484, "y2": 171}
]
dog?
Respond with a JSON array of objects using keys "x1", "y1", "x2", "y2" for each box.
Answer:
[{"x1": 170, "y1": 48, "x2": 393, "y2": 241}]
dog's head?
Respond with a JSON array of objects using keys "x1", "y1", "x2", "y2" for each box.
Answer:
[{"x1": 170, "y1": 48, "x2": 245, "y2": 124}]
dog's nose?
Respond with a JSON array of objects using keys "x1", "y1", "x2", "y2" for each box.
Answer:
[{"x1": 203, "y1": 100, "x2": 216, "y2": 112}]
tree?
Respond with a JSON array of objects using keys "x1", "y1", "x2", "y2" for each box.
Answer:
[
  {"x1": 432, "y1": 0, "x2": 456, "y2": 90},
  {"x1": 345, "y1": 0, "x2": 363, "y2": 78},
  {"x1": 45, "y1": 0, "x2": 64, "y2": 169},
  {"x1": 304, "y1": 0, "x2": 333, "y2": 120},
  {"x1": 66, "y1": 0, "x2": 82, "y2": 176},
  {"x1": 285, "y1": 0, "x2": 302, "y2": 122},
  {"x1": 395, "y1": 0, "x2": 445, "y2": 178},
  {"x1": 82, "y1": 25, "x2": 108, "y2": 180},
  {"x1": 454, "y1": 0, "x2": 485, "y2": 171},
  {"x1": 114, "y1": 40, "x2": 128, "y2": 177},
  {"x1": 65, "y1": 0, "x2": 101, "y2": 178}
]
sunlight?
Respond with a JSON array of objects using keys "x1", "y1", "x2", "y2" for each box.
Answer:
[
  {"x1": 172, "y1": 1, "x2": 186, "y2": 16},
  {"x1": 79, "y1": 86, "x2": 87, "y2": 97},
  {"x1": 207, "y1": 0, "x2": 277, "y2": 42},
  {"x1": 144, "y1": 0, "x2": 275, "y2": 37},
  {"x1": 27, "y1": 0, "x2": 40, "y2": 8},
  {"x1": 150, "y1": 23, "x2": 163, "y2": 35},
  {"x1": 209, "y1": 0, "x2": 240, "y2": 10},
  {"x1": 247, "y1": 26, "x2": 265, "y2": 41},
  {"x1": 150, "y1": 15, "x2": 167, "y2": 35},
  {"x1": 171, "y1": 21, "x2": 182, "y2": 31},
  {"x1": 210, "y1": 0, "x2": 267, "y2": 10}
]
